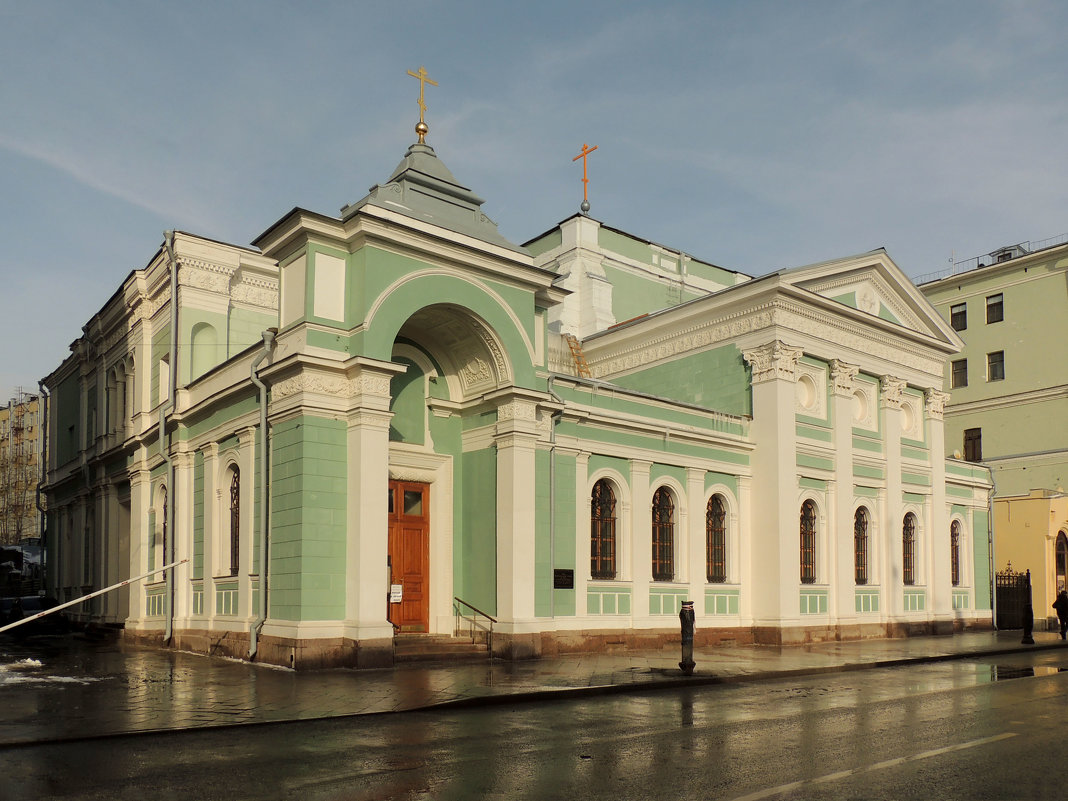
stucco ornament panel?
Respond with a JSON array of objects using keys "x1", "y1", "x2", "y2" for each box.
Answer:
[
  {"x1": 496, "y1": 399, "x2": 538, "y2": 422},
  {"x1": 179, "y1": 264, "x2": 232, "y2": 294},
  {"x1": 272, "y1": 373, "x2": 351, "y2": 400},
  {"x1": 924, "y1": 389, "x2": 950, "y2": 420},
  {"x1": 880, "y1": 376, "x2": 907, "y2": 410},
  {"x1": 742, "y1": 340, "x2": 804, "y2": 384},
  {"x1": 590, "y1": 307, "x2": 775, "y2": 378},
  {"x1": 389, "y1": 466, "x2": 436, "y2": 483},
  {"x1": 353, "y1": 373, "x2": 392, "y2": 398},
  {"x1": 468, "y1": 317, "x2": 510, "y2": 383},
  {"x1": 830, "y1": 359, "x2": 860, "y2": 397},
  {"x1": 231, "y1": 281, "x2": 278, "y2": 309}
]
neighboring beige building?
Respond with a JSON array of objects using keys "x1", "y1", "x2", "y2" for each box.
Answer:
[{"x1": 0, "y1": 390, "x2": 42, "y2": 545}]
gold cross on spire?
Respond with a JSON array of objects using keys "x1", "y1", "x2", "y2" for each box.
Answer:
[
  {"x1": 407, "y1": 65, "x2": 438, "y2": 143},
  {"x1": 572, "y1": 143, "x2": 598, "y2": 213}
]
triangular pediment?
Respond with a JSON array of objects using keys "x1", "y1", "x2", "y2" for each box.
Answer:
[{"x1": 780, "y1": 249, "x2": 961, "y2": 347}]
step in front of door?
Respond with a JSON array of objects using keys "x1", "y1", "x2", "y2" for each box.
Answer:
[{"x1": 393, "y1": 635, "x2": 490, "y2": 663}]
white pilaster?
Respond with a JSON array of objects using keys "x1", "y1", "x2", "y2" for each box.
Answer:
[
  {"x1": 743, "y1": 341, "x2": 803, "y2": 627},
  {"x1": 926, "y1": 390, "x2": 952, "y2": 621},
  {"x1": 630, "y1": 460, "x2": 652, "y2": 619},
  {"x1": 831, "y1": 360, "x2": 859, "y2": 621},
  {"x1": 881, "y1": 375, "x2": 906, "y2": 617},
  {"x1": 495, "y1": 397, "x2": 540, "y2": 628}
]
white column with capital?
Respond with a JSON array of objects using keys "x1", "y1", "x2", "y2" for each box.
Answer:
[
  {"x1": 880, "y1": 376, "x2": 906, "y2": 620},
  {"x1": 687, "y1": 467, "x2": 706, "y2": 602},
  {"x1": 343, "y1": 367, "x2": 398, "y2": 650},
  {"x1": 742, "y1": 341, "x2": 804, "y2": 636},
  {"x1": 494, "y1": 397, "x2": 540, "y2": 639},
  {"x1": 926, "y1": 390, "x2": 952, "y2": 626},
  {"x1": 831, "y1": 360, "x2": 859, "y2": 623}
]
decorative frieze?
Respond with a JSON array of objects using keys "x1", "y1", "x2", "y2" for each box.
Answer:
[{"x1": 742, "y1": 340, "x2": 804, "y2": 384}]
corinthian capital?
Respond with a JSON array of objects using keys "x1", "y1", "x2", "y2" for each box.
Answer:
[
  {"x1": 742, "y1": 341, "x2": 804, "y2": 384},
  {"x1": 880, "y1": 375, "x2": 907, "y2": 409},
  {"x1": 830, "y1": 360, "x2": 859, "y2": 397},
  {"x1": 924, "y1": 389, "x2": 950, "y2": 420}
]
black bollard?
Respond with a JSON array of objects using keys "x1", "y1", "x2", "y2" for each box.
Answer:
[
  {"x1": 679, "y1": 600, "x2": 696, "y2": 675},
  {"x1": 1022, "y1": 603, "x2": 1035, "y2": 644}
]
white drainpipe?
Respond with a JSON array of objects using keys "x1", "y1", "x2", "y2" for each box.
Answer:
[
  {"x1": 160, "y1": 232, "x2": 179, "y2": 644},
  {"x1": 248, "y1": 328, "x2": 276, "y2": 659}
]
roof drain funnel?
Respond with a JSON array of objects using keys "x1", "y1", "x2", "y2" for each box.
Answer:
[{"x1": 248, "y1": 327, "x2": 276, "y2": 660}]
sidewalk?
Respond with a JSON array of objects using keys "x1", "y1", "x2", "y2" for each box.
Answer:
[{"x1": 0, "y1": 630, "x2": 1064, "y2": 747}]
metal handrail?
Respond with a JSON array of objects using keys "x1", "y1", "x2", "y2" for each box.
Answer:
[{"x1": 453, "y1": 596, "x2": 496, "y2": 647}]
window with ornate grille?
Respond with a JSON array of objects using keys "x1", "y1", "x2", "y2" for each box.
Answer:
[
  {"x1": 903, "y1": 513, "x2": 916, "y2": 585},
  {"x1": 652, "y1": 487, "x2": 675, "y2": 582},
  {"x1": 854, "y1": 507, "x2": 869, "y2": 585},
  {"x1": 950, "y1": 520, "x2": 961, "y2": 587},
  {"x1": 229, "y1": 468, "x2": 240, "y2": 576},
  {"x1": 590, "y1": 479, "x2": 617, "y2": 579},
  {"x1": 800, "y1": 500, "x2": 816, "y2": 584},
  {"x1": 706, "y1": 494, "x2": 726, "y2": 583}
]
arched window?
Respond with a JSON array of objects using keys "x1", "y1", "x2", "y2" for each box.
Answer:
[
  {"x1": 157, "y1": 487, "x2": 168, "y2": 571},
  {"x1": 1056, "y1": 532, "x2": 1068, "y2": 593},
  {"x1": 854, "y1": 507, "x2": 869, "y2": 585},
  {"x1": 590, "y1": 479, "x2": 617, "y2": 580},
  {"x1": 800, "y1": 500, "x2": 817, "y2": 584},
  {"x1": 229, "y1": 468, "x2": 240, "y2": 576},
  {"x1": 903, "y1": 513, "x2": 917, "y2": 586},
  {"x1": 652, "y1": 487, "x2": 675, "y2": 582},
  {"x1": 706, "y1": 495, "x2": 727, "y2": 583},
  {"x1": 950, "y1": 520, "x2": 961, "y2": 587}
]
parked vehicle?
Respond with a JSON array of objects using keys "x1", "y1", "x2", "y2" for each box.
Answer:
[{"x1": 0, "y1": 595, "x2": 68, "y2": 636}]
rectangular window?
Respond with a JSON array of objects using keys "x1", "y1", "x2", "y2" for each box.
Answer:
[
  {"x1": 963, "y1": 428, "x2": 982, "y2": 462},
  {"x1": 950, "y1": 303, "x2": 967, "y2": 331},
  {"x1": 986, "y1": 293, "x2": 1003, "y2": 324},
  {"x1": 951, "y1": 359, "x2": 968, "y2": 388},
  {"x1": 987, "y1": 351, "x2": 1005, "y2": 382}
]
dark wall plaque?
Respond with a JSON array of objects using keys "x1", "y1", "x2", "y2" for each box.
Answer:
[{"x1": 553, "y1": 569, "x2": 574, "y2": 589}]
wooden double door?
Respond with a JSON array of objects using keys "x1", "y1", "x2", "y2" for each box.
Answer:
[{"x1": 387, "y1": 480, "x2": 430, "y2": 631}]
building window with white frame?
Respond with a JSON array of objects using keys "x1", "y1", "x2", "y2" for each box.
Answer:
[
  {"x1": 903, "y1": 513, "x2": 917, "y2": 586},
  {"x1": 651, "y1": 487, "x2": 675, "y2": 582},
  {"x1": 706, "y1": 494, "x2": 727, "y2": 583},
  {"x1": 951, "y1": 359, "x2": 967, "y2": 389},
  {"x1": 854, "y1": 507, "x2": 869, "y2": 585},
  {"x1": 228, "y1": 467, "x2": 240, "y2": 577},
  {"x1": 950, "y1": 302, "x2": 967, "y2": 331},
  {"x1": 950, "y1": 520, "x2": 961, "y2": 587},
  {"x1": 590, "y1": 479, "x2": 617, "y2": 580},
  {"x1": 986, "y1": 293, "x2": 1003, "y2": 324},
  {"x1": 987, "y1": 351, "x2": 1005, "y2": 382},
  {"x1": 800, "y1": 500, "x2": 817, "y2": 584}
]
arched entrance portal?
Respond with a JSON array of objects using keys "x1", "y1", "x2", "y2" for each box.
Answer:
[{"x1": 386, "y1": 304, "x2": 513, "y2": 634}]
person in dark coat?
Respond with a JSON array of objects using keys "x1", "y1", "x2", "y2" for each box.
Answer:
[{"x1": 1052, "y1": 588, "x2": 1068, "y2": 640}]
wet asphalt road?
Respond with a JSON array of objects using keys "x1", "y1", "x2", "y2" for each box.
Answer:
[{"x1": 5, "y1": 649, "x2": 1068, "y2": 800}]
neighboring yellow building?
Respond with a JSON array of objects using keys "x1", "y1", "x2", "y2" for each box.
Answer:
[{"x1": 994, "y1": 489, "x2": 1068, "y2": 630}]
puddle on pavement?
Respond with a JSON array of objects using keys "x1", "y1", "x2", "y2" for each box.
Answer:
[
  {"x1": 989, "y1": 664, "x2": 1068, "y2": 681},
  {"x1": 0, "y1": 654, "x2": 99, "y2": 686}
]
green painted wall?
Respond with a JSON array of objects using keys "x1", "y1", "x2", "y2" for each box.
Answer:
[
  {"x1": 182, "y1": 309, "x2": 227, "y2": 384},
  {"x1": 54, "y1": 373, "x2": 81, "y2": 466},
  {"x1": 229, "y1": 308, "x2": 276, "y2": 357},
  {"x1": 973, "y1": 508, "x2": 991, "y2": 610},
  {"x1": 459, "y1": 447, "x2": 497, "y2": 615},
  {"x1": 550, "y1": 450, "x2": 577, "y2": 616},
  {"x1": 389, "y1": 358, "x2": 424, "y2": 445},
  {"x1": 610, "y1": 345, "x2": 751, "y2": 417},
  {"x1": 268, "y1": 415, "x2": 347, "y2": 622}
]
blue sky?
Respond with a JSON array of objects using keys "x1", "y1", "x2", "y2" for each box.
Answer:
[{"x1": 2, "y1": 1, "x2": 1066, "y2": 402}]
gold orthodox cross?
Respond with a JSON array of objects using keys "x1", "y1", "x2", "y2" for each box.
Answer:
[
  {"x1": 573, "y1": 143, "x2": 598, "y2": 212},
  {"x1": 407, "y1": 65, "x2": 438, "y2": 143}
]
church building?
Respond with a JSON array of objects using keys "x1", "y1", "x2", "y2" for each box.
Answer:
[{"x1": 42, "y1": 77, "x2": 993, "y2": 668}]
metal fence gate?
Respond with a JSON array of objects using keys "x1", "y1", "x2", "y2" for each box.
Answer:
[{"x1": 995, "y1": 566, "x2": 1032, "y2": 630}]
